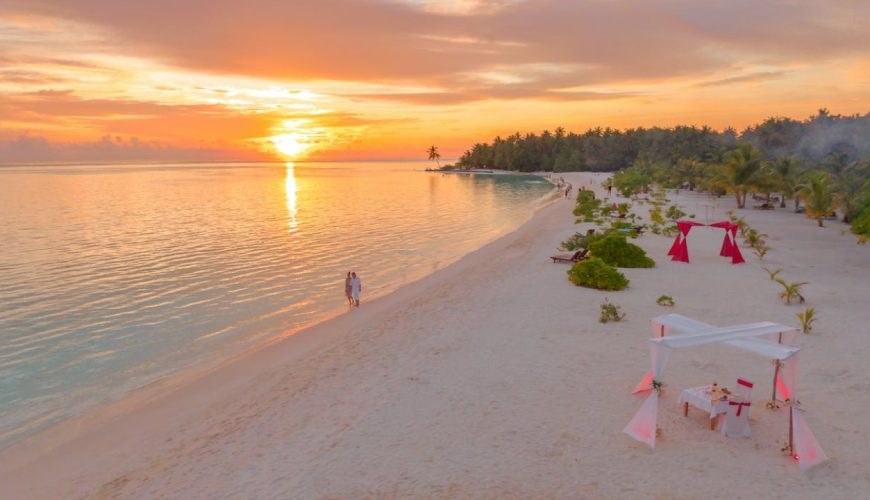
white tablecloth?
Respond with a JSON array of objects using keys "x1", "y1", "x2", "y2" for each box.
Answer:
[{"x1": 678, "y1": 385, "x2": 730, "y2": 418}]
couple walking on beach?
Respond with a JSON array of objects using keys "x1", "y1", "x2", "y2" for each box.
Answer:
[{"x1": 345, "y1": 272, "x2": 362, "y2": 308}]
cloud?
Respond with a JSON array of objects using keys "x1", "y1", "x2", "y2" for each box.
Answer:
[
  {"x1": 0, "y1": 133, "x2": 271, "y2": 163},
  {"x1": 0, "y1": 89, "x2": 412, "y2": 161},
  {"x1": 8, "y1": 0, "x2": 868, "y2": 87},
  {"x1": 694, "y1": 70, "x2": 789, "y2": 88},
  {"x1": 350, "y1": 88, "x2": 638, "y2": 105},
  {"x1": 0, "y1": 90, "x2": 281, "y2": 142}
]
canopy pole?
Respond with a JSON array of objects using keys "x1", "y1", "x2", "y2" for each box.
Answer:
[
  {"x1": 772, "y1": 362, "x2": 780, "y2": 402},
  {"x1": 788, "y1": 406, "x2": 794, "y2": 456}
]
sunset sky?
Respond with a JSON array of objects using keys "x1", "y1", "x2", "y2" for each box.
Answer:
[{"x1": 1, "y1": 0, "x2": 868, "y2": 163}]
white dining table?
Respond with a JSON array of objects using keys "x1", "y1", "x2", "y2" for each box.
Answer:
[{"x1": 678, "y1": 385, "x2": 731, "y2": 428}]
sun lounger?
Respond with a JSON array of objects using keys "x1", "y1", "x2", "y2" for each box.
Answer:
[
  {"x1": 550, "y1": 249, "x2": 588, "y2": 263},
  {"x1": 617, "y1": 225, "x2": 646, "y2": 236}
]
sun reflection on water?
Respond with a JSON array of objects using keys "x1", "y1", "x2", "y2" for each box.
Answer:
[{"x1": 285, "y1": 162, "x2": 298, "y2": 229}]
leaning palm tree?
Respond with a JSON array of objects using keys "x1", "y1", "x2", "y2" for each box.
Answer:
[
  {"x1": 719, "y1": 144, "x2": 764, "y2": 208},
  {"x1": 798, "y1": 172, "x2": 839, "y2": 227},
  {"x1": 427, "y1": 145, "x2": 441, "y2": 169}
]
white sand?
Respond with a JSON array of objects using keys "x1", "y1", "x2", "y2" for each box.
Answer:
[{"x1": 2, "y1": 172, "x2": 870, "y2": 499}]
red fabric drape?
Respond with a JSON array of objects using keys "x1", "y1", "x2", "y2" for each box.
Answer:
[
  {"x1": 668, "y1": 234, "x2": 682, "y2": 256},
  {"x1": 730, "y1": 226, "x2": 745, "y2": 264},
  {"x1": 673, "y1": 237, "x2": 690, "y2": 262},
  {"x1": 709, "y1": 221, "x2": 745, "y2": 264},
  {"x1": 671, "y1": 221, "x2": 694, "y2": 262},
  {"x1": 720, "y1": 232, "x2": 733, "y2": 257},
  {"x1": 667, "y1": 220, "x2": 717, "y2": 263}
]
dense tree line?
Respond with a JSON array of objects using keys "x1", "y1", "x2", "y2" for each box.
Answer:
[
  {"x1": 454, "y1": 109, "x2": 870, "y2": 241},
  {"x1": 455, "y1": 110, "x2": 870, "y2": 174}
]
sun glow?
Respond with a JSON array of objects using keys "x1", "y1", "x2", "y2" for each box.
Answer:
[
  {"x1": 272, "y1": 133, "x2": 312, "y2": 157},
  {"x1": 268, "y1": 119, "x2": 331, "y2": 159}
]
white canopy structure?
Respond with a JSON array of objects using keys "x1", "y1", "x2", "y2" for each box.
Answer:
[{"x1": 623, "y1": 314, "x2": 827, "y2": 472}]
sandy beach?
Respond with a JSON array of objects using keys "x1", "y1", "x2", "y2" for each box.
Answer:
[{"x1": 3, "y1": 171, "x2": 870, "y2": 499}]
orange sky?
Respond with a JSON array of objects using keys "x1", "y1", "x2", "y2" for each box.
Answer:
[{"x1": 1, "y1": 0, "x2": 868, "y2": 163}]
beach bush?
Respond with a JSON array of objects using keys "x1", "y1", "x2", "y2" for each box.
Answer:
[
  {"x1": 617, "y1": 202, "x2": 632, "y2": 217},
  {"x1": 656, "y1": 295, "x2": 675, "y2": 307},
  {"x1": 599, "y1": 299, "x2": 625, "y2": 323},
  {"x1": 851, "y1": 211, "x2": 870, "y2": 244},
  {"x1": 573, "y1": 191, "x2": 601, "y2": 221},
  {"x1": 561, "y1": 230, "x2": 606, "y2": 251},
  {"x1": 649, "y1": 205, "x2": 666, "y2": 225},
  {"x1": 568, "y1": 257, "x2": 629, "y2": 291},
  {"x1": 666, "y1": 205, "x2": 686, "y2": 221},
  {"x1": 560, "y1": 232, "x2": 585, "y2": 251},
  {"x1": 589, "y1": 234, "x2": 655, "y2": 268}
]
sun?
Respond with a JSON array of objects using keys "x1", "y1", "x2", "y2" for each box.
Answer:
[{"x1": 271, "y1": 133, "x2": 312, "y2": 158}]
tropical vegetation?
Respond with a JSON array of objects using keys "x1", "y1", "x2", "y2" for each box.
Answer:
[
  {"x1": 426, "y1": 145, "x2": 441, "y2": 168},
  {"x1": 588, "y1": 234, "x2": 656, "y2": 268},
  {"x1": 567, "y1": 257, "x2": 630, "y2": 291},
  {"x1": 455, "y1": 109, "x2": 870, "y2": 241},
  {"x1": 599, "y1": 299, "x2": 626, "y2": 323}
]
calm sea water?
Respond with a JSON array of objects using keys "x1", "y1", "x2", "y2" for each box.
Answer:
[{"x1": 0, "y1": 161, "x2": 553, "y2": 445}]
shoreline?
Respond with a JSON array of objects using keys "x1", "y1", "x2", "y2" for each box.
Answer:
[
  {"x1": 0, "y1": 173, "x2": 567, "y2": 490},
  {"x1": 3, "y1": 171, "x2": 869, "y2": 498},
  {"x1": 0, "y1": 167, "x2": 556, "y2": 450}
]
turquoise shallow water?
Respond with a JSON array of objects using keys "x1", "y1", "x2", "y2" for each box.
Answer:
[{"x1": 0, "y1": 161, "x2": 553, "y2": 445}]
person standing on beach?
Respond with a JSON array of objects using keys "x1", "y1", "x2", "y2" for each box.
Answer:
[
  {"x1": 344, "y1": 272, "x2": 353, "y2": 306},
  {"x1": 350, "y1": 272, "x2": 362, "y2": 308}
]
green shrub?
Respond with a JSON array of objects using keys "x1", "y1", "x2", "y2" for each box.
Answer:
[
  {"x1": 851, "y1": 211, "x2": 870, "y2": 244},
  {"x1": 599, "y1": 299, "x2": 626, "y2": 323},
  {"x1": 589, "y1": 234, "x2": 656, "y2": 268},
  {"x1": 617, "y1": 202, "x2": 632, "y2": 216},
  {"x1": 656, "y1": 295, "x2": 675, "y2": 307},
  {"x1": 666, "y1": 205, "x2": 686, "y2": 220},
  {"x1": 568, "y1": 257, "x2": 629, "y2": 291},
  {"x1": 560, "y1": 233, "x2": 584, "y2": 251},
  {"x1": 560, "y1": 230, "x2": 606, "y2": 251},
  {"x1": 573, "y1": 191, "x2": 602, "y2": 220}
]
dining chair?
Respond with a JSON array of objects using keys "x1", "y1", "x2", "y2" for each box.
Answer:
[{"x1": 721, "y1": 378, "x2": 753, "y2": 437}]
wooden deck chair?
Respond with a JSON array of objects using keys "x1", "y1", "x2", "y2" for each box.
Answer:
[{"x1": 550, "y1": 248, "x2": 588, "y2": 263}]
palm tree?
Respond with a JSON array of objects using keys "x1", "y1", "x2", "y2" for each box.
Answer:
[
  {"x1": 427, "y1": 145, "x2": 441, "y2": 169},
  {"x1": 772, "y1": 157, "x2": 802, "y2": 208},
  {"x1": 838, "y1": 168, "x2": 870, "y2": 223},
  {"x1": 798, "y1": 172, "x2": 839, "y2": 227},
  {"x1": 719, "y1": 144, "x2": 764, "y2": 208},
  {"x1": 672, "y1": 159, "x2": 703, "y2": 190}
]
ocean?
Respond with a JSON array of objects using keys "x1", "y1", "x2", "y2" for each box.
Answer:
[{"x1": 0, "y1": 161, "x2": 554, "y2": 445}]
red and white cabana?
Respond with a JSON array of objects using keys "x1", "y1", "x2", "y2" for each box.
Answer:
[
  {"x1": 667, "y1": 220, "x2": 744, "y2": 264},
  {"x1": 623, "y1": 314, "x2": 827, "y2": 472}
]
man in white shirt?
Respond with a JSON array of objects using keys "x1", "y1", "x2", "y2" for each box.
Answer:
[{"x1": 350, "y1": 272, "x2": 362, "y2": 308}]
